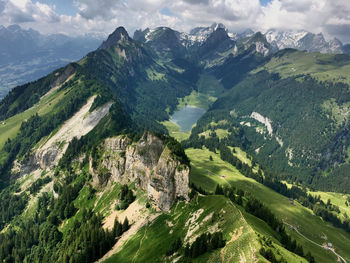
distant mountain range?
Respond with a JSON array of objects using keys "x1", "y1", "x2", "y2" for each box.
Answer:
[
  {"x1": 0, "y1": 24, "x2": 102, "y2": 99},
  {"x1": 134, "y1": 23, "x2": 350, "y2": 56},
  {"x1": 1, "y1": 22, "x2": 349, "y2": 101}
]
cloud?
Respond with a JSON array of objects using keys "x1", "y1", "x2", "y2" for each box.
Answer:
[
  {"x1": 74, "y1": 0, "x2": 122, "y2": 20},
  {"x1": 0, "y1": 0, "x2": 60, "y2": 25},
  {"x1": 0, "y1": 0, "x2": 6, "y2": 14},
  {"x1": 1, "y1": 0, "x2": 350, "y2": 44}
]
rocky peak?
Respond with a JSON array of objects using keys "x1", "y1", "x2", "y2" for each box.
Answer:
[
  {"x1": 199, "y1": 27, "x2": 231, "y2": 50},
  {"x1": 143, "y1": 27, "x2": 186, "y2": 58},
  {"x1": 242, "y1": 32, "x2": 273, "y2": 56},
  {"x1": 99, "y1": 26, "x2": 131, "y2": 50},
  {"x1": 188, "y1": 23, "x2": 227, "y2": 43},
  {"x1": 265, "y1": 29, "x2": 344, "y2": 54},
  {"x1": 97, "y1": 132, "x2": 190, "y2": 211},
  {"x1": 328, "y1": 38, "x2": 343, "y2": 53},
  {"x1": 133, "y1": 28, "x2": 150, "y2": 42}
]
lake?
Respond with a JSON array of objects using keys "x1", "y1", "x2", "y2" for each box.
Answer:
[{"x1": 170, "y1": 106, "x2": 206, "y2": 132}]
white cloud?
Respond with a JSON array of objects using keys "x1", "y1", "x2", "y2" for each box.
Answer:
[
  {"x1": 0, "y1": 0, "x2": 59, "y2": 25},
  {"x1": 0, "y1": 0, "x2": 350, "y2": 43}
]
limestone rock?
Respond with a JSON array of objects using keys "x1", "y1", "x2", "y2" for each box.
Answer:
[{"x1": 98, "y1": 132, "x2": 190, "y2": 211}]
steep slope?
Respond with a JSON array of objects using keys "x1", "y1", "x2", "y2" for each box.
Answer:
[
  {"x1": 186, "y1": 147, "x2": 350, "y2": 263},
  {"x1": 133, "y1": 27, "x2": 187, "y2": 59},
  {"x1": 185, "y1": 49, "x2": 350, "y2": 192}
]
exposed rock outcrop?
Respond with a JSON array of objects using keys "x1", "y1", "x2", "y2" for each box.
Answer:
[
  {"x1": 12, "y1": 97, "x2": 112, "y2": 177},
  {"x1": 95, "y1": 132, "x2": 190, "y2": 211},
  {"x1": 99, "y1": 27, "x2": 131, "y2": 50},
  {"x1": 250, "y1": 112, "x2": 273, "y2": 136}
]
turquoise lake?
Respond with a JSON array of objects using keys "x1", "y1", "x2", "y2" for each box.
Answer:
[{"x1": 170, "y1": 106, "x2": 206, "y2": 132}]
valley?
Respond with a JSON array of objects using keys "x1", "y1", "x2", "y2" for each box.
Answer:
[{"x1": 0, "y1": 22, "x2": 349, "y2": 263}]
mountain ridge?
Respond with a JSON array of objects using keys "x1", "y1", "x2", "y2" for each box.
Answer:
[{"x1": 0, "y1": 24, "x2": 350, "y2": 263}]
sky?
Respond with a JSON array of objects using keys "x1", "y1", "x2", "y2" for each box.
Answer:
[{"x1": 0, "y1": 0, "x2": 350, "y2": 43}]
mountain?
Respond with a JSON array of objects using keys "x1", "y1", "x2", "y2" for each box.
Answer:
[
  {"x1": 0, "y1": 24, "x2": 102, "y2": 99},
  {"x1": 343, "y1": 44, "x2": 350, "y2": 55},
  {"x1": 186, "y1": 49, "x2": 350, "y2": 192},
  {"x1": 265, "y1": 29, "x2": 343, "y2": 53},
  {"x1": 0, "y1": 24, "x2": 350, "y2": 263},
  {"x1": 134, "y1": 26, "x2": 187, "y2": 58}
]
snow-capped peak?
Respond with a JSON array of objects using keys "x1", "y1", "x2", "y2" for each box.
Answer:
[
  {"x1": 265, "y1": 29, "x2": 308, "y2": 49},
  {"x1": 264, "y1": 29, "x2": 343, "y2": 54}
]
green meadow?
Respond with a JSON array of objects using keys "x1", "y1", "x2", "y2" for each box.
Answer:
[{"x1": 186, "y1": 147, "x2": 350, "y2": 263}]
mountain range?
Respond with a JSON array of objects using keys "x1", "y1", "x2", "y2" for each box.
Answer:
[
  {"x1": 135, "y1": 23, "x2": 349, "y2": 56},
  {"x1": 0, "y1": 23, "x2": 349, "y2": 263},
  {"x1": 0, "y1": 24, "x2": 102, "y2": 99},
  {"x1": 1, "y1": 22, "x2": 349, "y2": 101}
]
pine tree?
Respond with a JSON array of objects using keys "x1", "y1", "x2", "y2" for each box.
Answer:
[{"x1": 122, "y1": 217, "x2": 129, "y2": 232}]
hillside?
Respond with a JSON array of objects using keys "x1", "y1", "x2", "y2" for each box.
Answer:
[
  {"x1": 186, "y1": 49, "x2": 350, "y2": 192},
  {"x1": 0, "y1": 24, "x2": 350, "y2": 263}
]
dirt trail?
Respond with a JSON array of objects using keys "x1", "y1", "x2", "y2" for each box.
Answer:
[{"x1": 283, "y1": 221, "x2": 347, "y2": 263}]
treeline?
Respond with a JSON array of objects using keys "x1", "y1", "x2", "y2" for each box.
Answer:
[
  {"x1": 164, "y1": 231, "x2": 225, "y2": 259},
  {"x1": 0, "y1": 76, "x2": 105, "y2": 181},
  {"x1": 213, "y1": 184, "x2": 315, "y2": 262},
  {"x1": 116, "y1": 185, "x2": 135, "y2": 210},
  {"x1": 29, "y1": 176, "x2": 52, "y2": 195},
  {"x1": 0, "y1": 172, "x2": 129, "y2": 262},
  {"x1": 184, "y1": 232, "x2": 225, "y2": 258},
  {"x1": 185, "y1": 134, "x2": 350, "y2": 235},
  {"x1": 0, "y1": 64, "x2": 75, "y2": 120},
  {"x1": 155, "y1": 132, "x2": 190, "y2": 166}
]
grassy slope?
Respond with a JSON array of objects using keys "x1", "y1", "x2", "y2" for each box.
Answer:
[
  {"x1": 309, "y1": 191, "x2": 350, "y2": 219},
  {"x1": 104, "y1": 194, "x2": 305, "y2": 263},
  {"x1": 0, "y1": 85, "x2": 71, "y2": 149},
  {"x1": 161, "y1": 121, "x2": 190, "y2": 142},
  {"x1": 177, "y1": 74, "x2": 225, "y2": 110},
  {"x1": 186, "y1": 147, "x2": 350, "y2": 263},
  {"x1": 253, "y1": 50, "x2": 350, "y2": 85}
]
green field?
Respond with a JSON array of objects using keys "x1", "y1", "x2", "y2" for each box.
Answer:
[
  {"x1": 161, "y1": 121, "x2": 190, "y2": 142},
  {"x1": 186, "y1": 147, "x2": 350, "y2": 263},
  {"x1": 253, "y1": 50, "x2": 350, "y2": 85},
  {"x1": 309, "y1": 191, "x2": 350, "y2": 219},
  {"x1": 177, "y1": 74, "x2": 225, "y2": 110}
]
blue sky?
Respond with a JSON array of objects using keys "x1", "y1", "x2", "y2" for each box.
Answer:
[
  {"x1": 1, "y1": 0, "x2": 350, "y2": 43},
  {"x1": 260, "y1": 0, "x2": 272, "y2": 6}
]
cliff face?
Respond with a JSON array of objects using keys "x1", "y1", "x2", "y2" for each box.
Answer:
[{"x1": 97, "y1": 133, "x2": 190, "y2": 211}]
